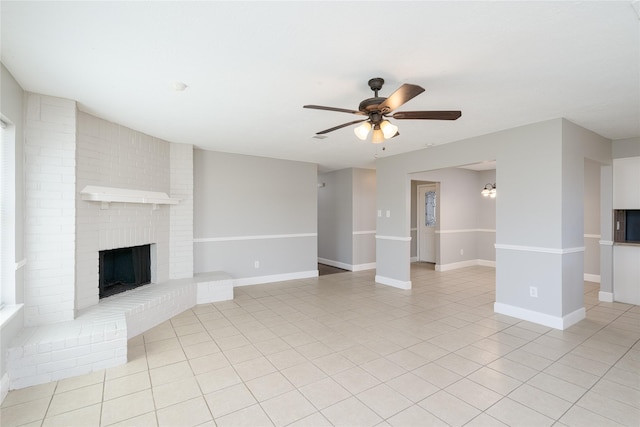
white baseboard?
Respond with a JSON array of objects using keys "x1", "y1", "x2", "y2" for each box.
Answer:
[
  {"x1": 318, "y1": 258, "x2": 375, "y2": 272},
  {"x1": 584, "y1": 273, "x2": 601, "y2": 283},
  {"x1": 436, "y1": 259, "x2": 496, "y2": 271},
  {"x1": 233, "y1": 270, "x2": 318, "y2": 287},
  {"x1": 375, "y1": 275, "x2": 411, "y2": 290},
  {"x1": 494, "y1": 302, "x2": 585, "y2": 330},
  {"x1": 598, "y1": 291, "x2": 614, "y2": 302},
  {"x1": 318, "y1": 258, "x2": 351, "y2": 271},
  {"x1": 477, "y1": 259, "x2": 496, "y2": 268},
  {"x1": 410, "y1": 256, "x2": 418, "y2": 262},
  {"x1": 352, "y1": 262, "x2": 376, "y2": 272}
]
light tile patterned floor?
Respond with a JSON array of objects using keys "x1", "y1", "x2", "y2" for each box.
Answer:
[{"x1": 2, "y1": 264, "x2": 639, "y2": 427}]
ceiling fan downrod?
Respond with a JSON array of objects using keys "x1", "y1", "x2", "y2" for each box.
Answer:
[{"x1": 368, "y1": 77, "x2": 385, "y2": 97}]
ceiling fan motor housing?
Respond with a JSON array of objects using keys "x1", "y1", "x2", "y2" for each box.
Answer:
[{"x1": 359, "y1": 98, "x2": 387, "y2": 116}]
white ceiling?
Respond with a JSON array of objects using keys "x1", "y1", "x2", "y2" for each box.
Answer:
[{"x1": 2, "y1": 1, "x2": 639, "y2": 172}]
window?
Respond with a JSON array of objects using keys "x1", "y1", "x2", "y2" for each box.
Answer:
[{"x1": 425, "y1": 190, "x2": 437, "y2": 227}]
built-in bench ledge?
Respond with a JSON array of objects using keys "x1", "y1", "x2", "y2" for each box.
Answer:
[
  {"x1": 6, "y1": 272, "x2": 234, "y2": 390},
  {"x1": 80, "y1": 185, "x2": 180, "y2": 209}
]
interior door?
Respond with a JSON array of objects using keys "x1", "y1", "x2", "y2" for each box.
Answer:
[{"x1": 418, "y1": 184, "x2": 437, "y2": 263}]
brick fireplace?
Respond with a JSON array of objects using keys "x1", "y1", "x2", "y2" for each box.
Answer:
[
  {"x1": 23, "y1": 93, "x2": 194, "y2": 328},
  {"x1": 5, "y1": 93, "x2": 230, "y2": 390}
]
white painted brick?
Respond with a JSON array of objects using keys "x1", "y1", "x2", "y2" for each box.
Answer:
[
  {"x1": 37, "y1": 358, "x2": 77, "y2": 375},
  {"x1": 50, "y1": 345, "x2": 92, "y2": 362}
]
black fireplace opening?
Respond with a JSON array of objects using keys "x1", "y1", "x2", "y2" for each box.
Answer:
[{"x1": 99, "y1": 244, "x2": 151, "y2": 299}]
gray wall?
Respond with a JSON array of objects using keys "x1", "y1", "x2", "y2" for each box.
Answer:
[
  {"x1": 477, "y1": 169, "x2": 497, "y2": 262},
  {"x1": 376, "y1": 118, "x2": 612, "y2": 327},
  {"x1": 352, "y1": 168, "x2": 376, "y2": 267},
  {"x1": 584, "y1": 159, "x2": 601, "y2": 278},
  {"x1": 318, "y1": 169, "x2": 353, "y2": 265},
  {"x1": 613, "y1": 137, "x2": 640, "y2": 158},
  {"x1": 410, "y1": 168, "x2": 496, "y2": 268},
  {"x1": 193, "y1": 149, "x2": 317, "y2": 281},
  {"x1": 0, "y1": 63, "x2": 25, "y2": 391},
  {"x1": 318, "y1": 168, "x2": 376, "y2": 270}
]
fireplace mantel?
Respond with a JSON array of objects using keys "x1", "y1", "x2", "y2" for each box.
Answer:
[{"x1": 80, "y1": 185, "x2": 180, "y2": 209}]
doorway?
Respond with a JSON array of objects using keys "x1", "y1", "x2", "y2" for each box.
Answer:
[{"x1": 417, "y1": 183, "x2": 438, "y2": 263}]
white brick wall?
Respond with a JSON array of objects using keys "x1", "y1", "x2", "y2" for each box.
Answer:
[
  {"x1": 76, "y1": 112, "x2": 173, "y2": 311},
  {"x1": 24, "y1": 94, "x2": 77, "y2": 327},
  {"x1": 24, "y1": 95, "x2": 194, "y2": 322},
  {"x1": 170, "y1": 143, "x2": 194, "y2": 279}
]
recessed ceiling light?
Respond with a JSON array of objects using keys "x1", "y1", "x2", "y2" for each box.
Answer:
[{"x1": 172, "y1": 82, "x2": 188, "y2": 91}]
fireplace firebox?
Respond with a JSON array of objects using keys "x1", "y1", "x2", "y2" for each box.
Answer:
[{"x1": 99, "y1": 244, "x2": 151, "y2": 299}]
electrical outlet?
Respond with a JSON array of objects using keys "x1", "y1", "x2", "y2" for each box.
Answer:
[
  {"x1": 254, "y1": 261, "x2": 259, "y2": 269},
  {"x1": 386, "y1": 210, "x2": 391, "y2": 218},
  {"x1": 377, "y1": 210, "x2": 382, "y2": 217},
  {"x1": 460, "y1": 249, "x2": 464, "y2": 255},
  {"x1": 529, "y1": 286, "x2": 538, "y2": 298}
]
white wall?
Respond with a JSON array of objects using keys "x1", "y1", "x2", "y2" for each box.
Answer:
[
  {"x1": 0, "y1": 63, "x2": 25, "y2": 400},
  {"x1": 169, "y1": 143, "x2": 194, "y2": 280},
  {"x1": 24, "y1": 93, "x2": 77, "y2": 326},
  {"x1": 193, "y1": 149, "x2": 318, "y2": 282},
  {"x1": 76, "y1": 112, "x2": 176, "y2": 310}
]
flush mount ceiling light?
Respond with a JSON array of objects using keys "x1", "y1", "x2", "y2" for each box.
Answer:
[
  {"x1": 172, "y1": 81, "x2": 188, "y2": 91},
  {"x1": 482, "y1": 183, "x2": 497, "y2": 198},
  {"x1": 304, "y1": 77, "x2": 461, "y2": 144}
]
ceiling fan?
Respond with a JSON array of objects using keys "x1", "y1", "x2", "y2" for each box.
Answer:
[{"x1": 304, "y1": 77, "x2": 461, "y2": 143}]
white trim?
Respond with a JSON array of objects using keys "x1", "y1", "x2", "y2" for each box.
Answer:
[
  {"x1": 375, "y1": 275, "x2": 411, "y2": 290},
  {"x1": 599, "y1": 240, "x2": 614, "y2": 246},
  {"x1": 584, "y1": 234, "x2": 601, "y2": 239},
  {"x1": 353, "y1": 230, "x2": 376, "y2": 235},
  {"x1": 435, "y1": 228, "x2": 496, "y2": 234},
  {"x1": 375, "y1": 235, "x2": 411, "y2": 241},
  {"x1": 0, "y1": 304, "x2": 23, "y2": 327},
  {"x1": 15, "y1": 258, "x2": 26, "y2": 270},
  {"x1": 318, "y1": 258, "x2": 376, "y2": 272},
  {"x1": 494, "y1": 302, "x2": 585, "y2": 330},
  {"x1": 352, "y1": 263, "x2": 376, "y2": 272},
  {"x1": 233, "y1": 270, "x2": 318, "y2": 287},
  {"x1": 318, "y1": 258, "x2": 350, "y2": 271},
  {"x1": 80, "y1": 185, "x2": 179, "y2": 205},
  {"x1": 1, "y1": 372, "x2": 9, "y2": 405},
  {"x1": 410, "y1": 228, "x2": 417, "y2": 232},
  {"x1": 195, "y1": 233, "x2": 317, "y2": 243},
  {"x1": 584, "y1": 273, "x2": 601, "y2": 283},
  {"x1": 495, "y1": 244, "x2": 585, "y2": 254},
  {"x1": 598, "y1": 291, "x2": 614, "y2": 302},
  {"x1": 436, "y1": 260, "x2": 478, "y2": 271},
  {"x1": 478, "y1": 259, "x2": 496, "y2": 268},
  {"x1": 433, "y1": 259, "x2": 496, "y2": 271},
  {"x1": 410, "y1": 256, "x2": 418, "y2": 262}
]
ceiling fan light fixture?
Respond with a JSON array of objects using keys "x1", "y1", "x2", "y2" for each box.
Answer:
[
  {"x1": 482, "y1": 183, "x2": 497, "y2": 198},
  {"x1": 371, "y1": 126, "x2": 384, "y2": 144},
  {"x1": 380, "y1": 120, "x2": 398, "y2": 139},
  {"x1": 354, "y1": 121, "x2": 372, "y2": 140}
]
